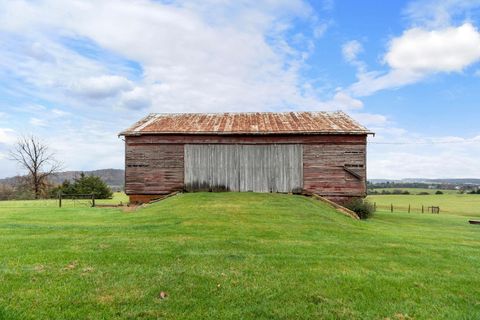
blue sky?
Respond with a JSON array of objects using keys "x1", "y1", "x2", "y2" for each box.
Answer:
[{"x1": 1, "y1": 0, "x2": 480, "y2": 179}]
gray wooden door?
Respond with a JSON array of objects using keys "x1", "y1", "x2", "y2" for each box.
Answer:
[{"x1": 184, "y1": 144, "x2": 303, "y2": 192}]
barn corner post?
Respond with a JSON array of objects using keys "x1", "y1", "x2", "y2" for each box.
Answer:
[{"x1": 118, "y1": 111, "x2": 373, "y2": 205}]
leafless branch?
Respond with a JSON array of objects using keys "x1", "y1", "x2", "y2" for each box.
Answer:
[{"x1": 9, "y1": 135, "x2": 63, "y2": 199}]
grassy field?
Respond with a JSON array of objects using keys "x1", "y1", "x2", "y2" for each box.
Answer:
[
  {"x1": 1, "y1": 192, "x2": 480, "y2": 319},
  {"x1": 0, "y1": 192, "x2": 129, "y2": 208},
  {"x1": 368, "y1": 193, "x2": 480, "y2": 217}
]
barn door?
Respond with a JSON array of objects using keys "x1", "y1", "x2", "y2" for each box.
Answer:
[{"x1": 184, "y1": 144, "x2": 303, "y2": 193}]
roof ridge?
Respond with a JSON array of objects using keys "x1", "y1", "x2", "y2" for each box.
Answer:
[
  {"x1": 147, "y1": 111, "x2": 338, "y2": 116},
  {"x1": 119, "y1": 111, "x2": 373, "y2": 136}
]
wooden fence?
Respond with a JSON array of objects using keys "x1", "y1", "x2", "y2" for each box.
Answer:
[
  {"x1": 374, "y1": 203, "x2": 440, "y2": 214},
  {"x1": 58, "y1": 193, "x2": 95, "y2": 208}
]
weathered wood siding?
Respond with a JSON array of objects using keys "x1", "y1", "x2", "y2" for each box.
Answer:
[
  {"x1": 184, "y1": 144, "x2": 302, "y2": 193},
  {"x1": 125, "y1": 143, "x2": 184, "y2": 195},
  {"x1": 125, "y1": 134, "x2": 367, "y2": 202},
  {"x1": 303, "y1": 144, "x2": 367, "y2": 197}
]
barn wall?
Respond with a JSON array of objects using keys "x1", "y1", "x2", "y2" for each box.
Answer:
[{"x1": 125, "y1": 134, "x2": 367, "y2": 203}]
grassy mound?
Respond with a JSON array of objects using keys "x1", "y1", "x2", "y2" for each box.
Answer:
[{"x1": 0, "y1": 192, "x2": 479, "y2": 319}]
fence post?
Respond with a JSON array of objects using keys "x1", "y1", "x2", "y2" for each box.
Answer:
[
  {"x1": 91, "y1": 193, "x2": 95, "y2": 207},
  {"x1": 422, "y1": 205, "x2": 424, "y2": 213},
  {"x1": 374, "y1": 202, "x2": 376, "y2": 212},
  {"x1": 391, "y1": 204, "x2": 393, "y2": 213},
  {"x1": 58, "y1": 193, "x2": 62, "y2": 208}
]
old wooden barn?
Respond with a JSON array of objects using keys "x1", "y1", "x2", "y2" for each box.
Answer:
[{"x1": 119, "y1": 111, "x2": 373, "y2": 204}]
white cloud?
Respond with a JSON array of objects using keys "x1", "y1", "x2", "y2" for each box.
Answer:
[
  {"x1": 119, "y1": 87, "x2": 151, "y2": 110},
  {"x1": 0, "y1": 128, "x2": 16, "y2": 145},
  {"x1": 342, "y1": 40, "x2": 363, "y2": 63},
  {"x1": 350, "y1": 23, "x2": 480, "y2": 96},
  {"x1": 350, "y1": 69, "x2": 423, "y2": 96},
  {"x1": 341, "y1": 40, "x2": 366, "y2": 75},
  {"x1": 404, "y1": 0, "x2": 480, "y2": 28},
  {"x1": 27, "y1": 109, "x2": 71, "y2": 128},
  {"x1": 71, "y1": 75, "x2": 133, "y2": 99},
  {"x1": 14, "y1": 104, "x2": 47, "y2": 113},
  {"x1": 51, "y1": 109, "x2": 70, "y2": 117},
  {"x1": 27, "y1": 41, "x2": 57, "y2": 63},
  {"x1": 313, "y1": 21, "x2": 330, "y2": 38},
  {"x1": 385, "y1": 23, "x2": 480, "y2": 73},
  {"x1": 329, "y1": 91, "x2": 363, "y2": 109},
  {"x1": 29, "y1": 117, "x2": 48, "y2": 127},
  {"x1": 44, "y1": 124, "x2": 124, "y2": 174},
  {"x1": 0, "y1": 0, "x2": 339, "y2": 113}
]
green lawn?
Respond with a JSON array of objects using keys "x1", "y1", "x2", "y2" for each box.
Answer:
[
  {"x1": 368, "y1": 193, "x2": 480, "y2": 217},
  {"x1": 0, "y1": 192, "x2": 129, "y2": 208},
  {"x1": 1, "y1": 192, "x2": 480, "y2": 319}
]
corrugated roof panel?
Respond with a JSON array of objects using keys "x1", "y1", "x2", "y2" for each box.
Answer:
[{"x1": 120, "y1": 111, "x2": 372, "y2": 136}]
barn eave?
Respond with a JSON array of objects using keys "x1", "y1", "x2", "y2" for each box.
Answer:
[{"x1": 119, "y1": 130, "x2": 373, "y2": 137}]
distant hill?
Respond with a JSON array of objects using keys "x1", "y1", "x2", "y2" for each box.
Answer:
[
  {"x1": 0, "y1": 169, "x2": 125, "y2": 189},
  {"x1": 369, "y1": 178, "x2": 480, "y2": 186}
]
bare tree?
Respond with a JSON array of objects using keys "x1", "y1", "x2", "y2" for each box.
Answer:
[{"x1": 9, "y1": 136, "x2": 62, "y2": 199}]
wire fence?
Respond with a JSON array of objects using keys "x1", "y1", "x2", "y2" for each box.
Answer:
[
  {"x1": 0, "y1": 198, "x2": 88, "y2": 208},
  {"x1": 374, "y1": 203, "x2": 441, "y2": 214},
  {"x1": 0, "y1": 195, "x2": 127, "y2": 209}
]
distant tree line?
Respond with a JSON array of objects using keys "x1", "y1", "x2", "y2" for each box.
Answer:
[
  {"x1": 368, "y1": 189, "x2": 445, "y2": 195},
  {"x1": 368, "y1": 189, "x2": 412, "y2": 195},
  {"x1": 0, "y1": 173, "x2": 113, "y2": 200},
  {"x1": 368, "y1": 181, "x2": 458, "y2": 190}
]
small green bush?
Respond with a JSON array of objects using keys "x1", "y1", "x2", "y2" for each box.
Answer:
[
  {"x1": 435, "y1": 190, "x2": 443, "y2": 195},
  {"x1": 418, "y1": 192, "x2": 429, "y2": 195},
  {"x1": 344, "y1": 198, "x2": 374, "y2": 220},
  {"x1": 50, "y1": 173, "x2": 112, "y2": 199}
]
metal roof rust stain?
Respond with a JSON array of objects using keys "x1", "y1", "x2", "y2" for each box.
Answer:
[{"x1": 119, "y1": 111, "x2": 373, "y2": 136}]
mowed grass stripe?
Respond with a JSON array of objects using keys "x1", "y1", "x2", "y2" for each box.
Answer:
[{"x1": 0, "y1": 192, "x2": 479, "y2": 319}]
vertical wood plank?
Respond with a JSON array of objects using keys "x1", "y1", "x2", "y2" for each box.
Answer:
[{"x1": 184, "y1": 144, "x2": 302, "y2": 193}]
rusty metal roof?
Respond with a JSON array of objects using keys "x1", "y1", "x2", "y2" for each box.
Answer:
[{"x1": 120, "y1": 111, "x2": 372, "y2": 136}]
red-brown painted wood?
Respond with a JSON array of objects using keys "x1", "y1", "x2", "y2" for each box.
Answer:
[{"x1": 125, "y1": 134, "x2": 368, "y2": 203}]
